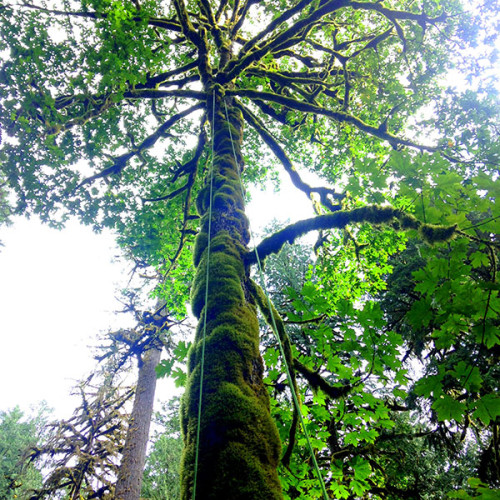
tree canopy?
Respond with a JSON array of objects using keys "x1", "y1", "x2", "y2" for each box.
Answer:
[{"x1": 0, "y1": 0, "x2": 499, "y2": 498}]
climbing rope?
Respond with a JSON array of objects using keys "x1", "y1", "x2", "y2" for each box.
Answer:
[
  {"x1": 223, "y1": 98, "x2": 329, "y2": 500},
  {"x1": 192, "y1": 92, "x2": 216, "y2": 500}
]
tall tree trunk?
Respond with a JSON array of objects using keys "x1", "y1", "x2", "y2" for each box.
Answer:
[
  {"x1": 180, "y1": 93, "x2": 282, "y2": 499},
  {"x1": 115, "y1": 344, "x2": 162, "y2": 500}
]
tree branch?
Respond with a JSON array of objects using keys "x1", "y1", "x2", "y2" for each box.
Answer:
[
  {"x1": 122, "y1": 89, "x2": 206, "y2": 100},
  {"x1": 75, "y1": 103, "x2": 203, "y2": 189},
  {"x1": 248, "y1": 278, "x2": 302, "y2": 464},
  {"x1": 135, "y1": 60, "x2": 200, "y2": 89},
  {"x1": 17, "y1": 1, "x2": 183, "y2": 32},
  {"x1": 236, "y1": 100, "x2": 344, "y2": 211},
  {"x1": 246, "y1": 205, "x2": 458, "y2": 265},
  {"x1": 293, "y1": 358, "x2": 351, "y2": 399},
  {"x1": 228, "y1": 89, "x2": 435, "y2": 150}
]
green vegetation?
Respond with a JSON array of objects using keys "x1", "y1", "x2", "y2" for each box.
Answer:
[
  {"x1": 142, "y1": 398, "x2": 183, "y2": 500},
  {"x1": 0, "y1": 405, "x2": 49, "y2": 500}
]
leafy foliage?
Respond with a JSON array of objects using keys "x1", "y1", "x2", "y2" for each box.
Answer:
[{"x1": 0, "y1": 405, "x2": 50, "y2": 500}]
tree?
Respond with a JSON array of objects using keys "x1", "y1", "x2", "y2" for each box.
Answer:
[
  {"x1": 26, "y1": 375, "x2": 133, "y2": 500},
  {"x1": 113, "y1": 302, "x2": 170, "y2": 500},
  {"x1": 25, "y1": 295, "x2": 177, "y2": 500},
  {"x1": 141, "y1": 397, "x2": 183, "y2": 500},
  {"x1": 0, "y1": 405, "x2": 49, "y2": 500},
  {"x1": 0, "y1": 0, "x2": 498, "y2": 498}
]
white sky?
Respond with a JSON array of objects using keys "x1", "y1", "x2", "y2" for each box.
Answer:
[
  {"x1": 0, "y1": 218, "x2": 128, "y2": 416},
  {"x1": 0, "y1": 178, "x2": 315, "y2": 419}
]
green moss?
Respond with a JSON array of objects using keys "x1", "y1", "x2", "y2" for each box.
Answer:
[
  {"x1": 181, "y1": 378, "x2": 281, "y2": 499},
  {"x1": 193, "y1": 232, "x2": 208, "y2": 268},
  {"x1": 195, "y1": 184, "x2": 210, "y2": 215},
  {"x1": 420, "y1": 223, "x2": 457, "y2": 244},
  {"x1": 182, "y1": 101, "x2": 282, "y2": 500},
  {"x1": 399, "y1": 212, "x2": 420, "y2": 230},
  {"x1": 213, "y1": 191, "x2": 239, "y2": 210}
]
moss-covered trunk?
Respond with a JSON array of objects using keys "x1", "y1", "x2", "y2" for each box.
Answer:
[{"x1": 180, "y1": 95, "x2": 282, "y2": 499}]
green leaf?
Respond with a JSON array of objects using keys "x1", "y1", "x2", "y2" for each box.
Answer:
[
  {"x1": 155, "y1": 359, "x2": 175, "y2": 378},
  {"x1": 172, "y1": 367, "x2": 187, "y2": 388},
  {"x1": 352, "y1": 459, "x2": 371, "y2": 481},
  {"x1": 470, "y1": 251, "x2": 490, "y2": 268},
  {"x1": 330, "y1": 482, "x2": 349, "y2": 499},
  {"x1": 407, "y1": 298, "x2": 433, "y2": 327},
  {"x1": 350, "y1": 479, "x2": 368, "y2": 496},
  {"x1": 473, "y1": 394, "x2": 500, "y2": 426},
  {"x1": 432, "y1": 395, "x2": 466, "y2": 423}
]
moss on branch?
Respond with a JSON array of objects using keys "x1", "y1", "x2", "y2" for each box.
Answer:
[
  {"x1": 247, "y1": 279, "x2": 301, "y2": 466},
  {"x1": 227, "y1": 89, "x2": 436, "y2": 150},
  {"x1": 293, "y1": 359, "x2": 351, "y2": 399},
  {"x1": 246, "y1": 205, "x2": 457, "y2": 265}
]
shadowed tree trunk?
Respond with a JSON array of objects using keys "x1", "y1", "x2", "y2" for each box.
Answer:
[{"x1": 180, "y1": 92, "x2": 282, "y2": 499}]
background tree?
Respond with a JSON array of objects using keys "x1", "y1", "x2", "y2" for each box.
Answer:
[
  {"x1": 0, "y1": 405, "x2": 50, "y2": 500},
  {"x1": 1, "y1": 0, "x2": 499, "y2": 498},
  {"x1": 111, "y1": 300, "x2": 172, "y2": 500},
  {"x1": 141, "y1": 397, "x2": 183, "y2": 500},
  {"x1": 27, "y1": 372, "x2": 133, "y2": 499}
]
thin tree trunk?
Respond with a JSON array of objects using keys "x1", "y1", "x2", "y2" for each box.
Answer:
[
  {"x1": 180, "y1": 93, "x2": 282, "y2": 499},
  {"x1": 115, "y1": 344, "x2": 162, "y2": 500}
]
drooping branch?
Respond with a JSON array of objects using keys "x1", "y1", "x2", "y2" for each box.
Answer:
[
  {"x1": 236, "y1": 100, "x2": 344, "y2": 211},
  {"x1": 246, "y1": 205, "x2": 458, "y2": 265},
  {"x1": 228, "y1": 89, "x2": 435, "y2": 150},
  {"x1": 154, "y1": 126, "x2": 206, "y2": 276},
  {"x1": 248, "y1": 279, "x2": 301, "y2": 466},
  {"x1": 141, "y1": 122, "x2": 206, "y2": 203}
]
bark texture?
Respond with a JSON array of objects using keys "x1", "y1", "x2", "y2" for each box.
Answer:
[
  {"x1": 180, "y1": 95, "x2": 282, "y2": 499},
  {"x1": 115, "y1": 345, "x2": 162, "y2": 500}
]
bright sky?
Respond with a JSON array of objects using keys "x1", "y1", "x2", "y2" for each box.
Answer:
[
  {"x1": 0, "y1": 176, "x2": 315, "y2": 419},
  {"x1": 0, "y1": 218, "x2": 128, "y2": 416}
]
